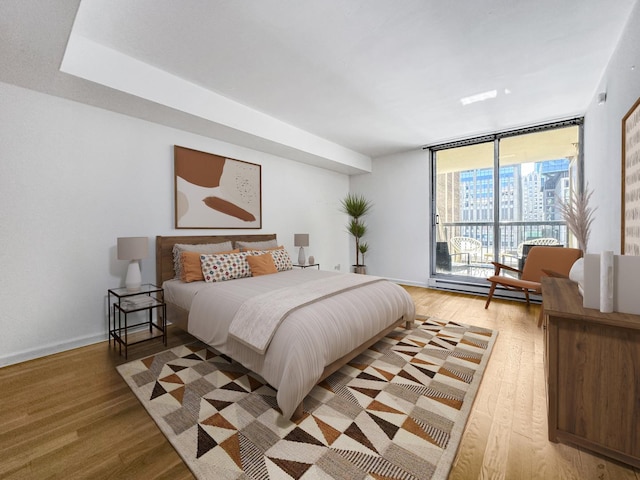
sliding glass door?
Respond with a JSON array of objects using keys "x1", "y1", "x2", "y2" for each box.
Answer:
[
  {"x1": 434, "y1": 141, "x2": 495, "y2": 278},
  {"x1": 431, "y1": 122, "x2": 581, "y2": 285}
]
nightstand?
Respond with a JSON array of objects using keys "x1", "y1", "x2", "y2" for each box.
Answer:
[
  {"x1": 293, "y1": 263, "x2": 320, "y2": 269},
  {"x1": 108, "y1": 284, "x2": 166, "y2": 358}
]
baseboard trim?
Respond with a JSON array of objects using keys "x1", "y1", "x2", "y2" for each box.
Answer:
[
  {"x1": 0, "y1": 332, "x2": 108, "y2": 368},
  {"x1": 385, "y1": 276, "x2": 540, "y2": 304},
  {"x1": 429, "y1": 277, "x2": 541, "y2": 304}
]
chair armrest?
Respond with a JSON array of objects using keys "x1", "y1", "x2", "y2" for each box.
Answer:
[
  {"x1": 500, "y1": 251, "x2": 519, "y2": 266},
  {"x1": 542, "y1": 269, "x2": 569, "y2": 278},
  {"x1": 490, "y1": 261, "x2": 522, "y2": 275}
]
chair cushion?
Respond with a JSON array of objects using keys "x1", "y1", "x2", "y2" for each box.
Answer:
[
  {"x1": 488, "y1": 275, "x2": 541, "y2": 292},
  {"x1": 521, "y1": 246, "x2": 583, "y2": 282}
]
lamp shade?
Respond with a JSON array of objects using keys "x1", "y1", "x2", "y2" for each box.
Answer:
[
  {"x1": 117, "y1": 237, "x2": 148, "y2": 292},
  {"x1": 294, "y1": 234, "x2": 309, "y2": 247},
  {"x1": 117, "y1": 237, "x2": 149, "y2": 261}
]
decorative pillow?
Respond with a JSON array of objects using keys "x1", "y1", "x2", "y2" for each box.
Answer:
[
  {"x1": 270, "y1": 248, "x2": 293, "y2": 271},
  {"x1": 235, "y1": 239, "x2": 278, "y2": 252},
  {"x1": 246, "y1": 253, "x2": 278, "y2": 276},
  {"x1": 200, "y1": 252, "x2": 252, "y2": 283},
  {"x1": 172, "y1": 241, "x2": 233, "y2": 278},
  {"x1": 181, "y1": 249, "x2": 239, "y2": 282},
  {"x1": 251, "y1": 248, "x2": 293, "y2": 272},
  {"x1": 245, "y1": 245, "x2": 285, "y2": 252}
]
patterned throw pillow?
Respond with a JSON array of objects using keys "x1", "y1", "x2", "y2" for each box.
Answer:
[
  {"x1": 200, "y1": 252, "x2": 252, "y2": 282},
  {"x1": 270, "y1": 248, "x2": 293, "y2": 271},
  {"x1": 251, "y1": 248, "x2": 293, "y2": 272},
  {"x1": 181, "y1": 249, "x2": 239, "y2": 282}
]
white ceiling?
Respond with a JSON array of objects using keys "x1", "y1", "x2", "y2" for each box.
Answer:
[{"x1": 1, "y1": 0, "x2": 637, "y2": 173}]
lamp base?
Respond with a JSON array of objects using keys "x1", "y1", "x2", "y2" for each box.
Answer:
[
  {"x1": 125, "y1": 260, "x2": 142, "y2": 292},
  {"x1": 298, "y1": 246, "x2": 306, "y2": 265}
]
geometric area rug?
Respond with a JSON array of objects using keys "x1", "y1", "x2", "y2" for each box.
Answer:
[{"x1": 117, "y1": 317, "x2": 497, "y2": 480}]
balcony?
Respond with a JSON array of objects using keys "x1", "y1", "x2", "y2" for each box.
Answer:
[{"x1": 436, "y1": 220, "x2": 568, "y2": 278}]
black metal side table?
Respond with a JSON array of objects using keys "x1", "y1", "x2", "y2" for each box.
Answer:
[
  {"x1": 108, "y1": 284, "x2": 166, "y2": 358},
  {"x1": 293, "y1": 264, "x2": 320, "y2": 269}
]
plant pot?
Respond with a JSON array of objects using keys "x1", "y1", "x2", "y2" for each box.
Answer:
[{"x1": 353, "y1": 265, "x2": 367, "y2": 275}]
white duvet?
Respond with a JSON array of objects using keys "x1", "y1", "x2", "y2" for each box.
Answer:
[{"x1": 182, "y1": 269, "x2": 415, "y2": 419}]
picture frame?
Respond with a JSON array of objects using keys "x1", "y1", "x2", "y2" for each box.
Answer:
[
  {"x1": 174, "y1": 145, "x2": 262, "y2": 229},
  {"x1": 622, "y1": 97, "x2": 640, "y2": 255}
]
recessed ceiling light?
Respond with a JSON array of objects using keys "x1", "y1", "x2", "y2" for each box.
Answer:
[{"x1": 460, "y1": 89, "x2": 497, "y2": 106}]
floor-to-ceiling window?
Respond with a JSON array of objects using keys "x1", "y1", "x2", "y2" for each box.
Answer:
[{"x1": 430, "y1": 120, "x2": 582, "y2": 290}]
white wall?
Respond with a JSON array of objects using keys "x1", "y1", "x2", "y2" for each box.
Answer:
[
  {"x1": 350, "y1": 150, "x2": 430, "y2": 286},
  {"x1": 354, "y1": 1, "x2": 640, "y2": 285},
  {"x1": 0, "y1": 81, "x2": 350, "y2": 366},
  {"x1": 584, "y1": 0, "x2": 640, "y2": 253},
  {"x1": 3, "y1": 2, "x2": 637, "y2": 366},
  {"x1": 355, "y1": 97, "x2": 637, "y2": 287}
]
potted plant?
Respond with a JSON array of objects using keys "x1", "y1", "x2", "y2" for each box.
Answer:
[
  {"x1": 558, "y1": 185, "x2": 596, "y2": 253},
  {"x1": 340, "y1": 193, "x2": 372, "y2": 274},
  {"x1": 358, "y1": 242, "x2": 369, "y2": 273}
]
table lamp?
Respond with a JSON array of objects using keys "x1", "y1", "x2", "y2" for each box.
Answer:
[
  {"x1": 294, "y1": 233, "x2": 309, "y2": 265},
  {"x1": 117, "y1": 237, "x2": 149, "y2": 292}
]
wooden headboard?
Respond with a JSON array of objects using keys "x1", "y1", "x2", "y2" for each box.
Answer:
[{"x1": 155, "y1": 234, "x2": 277, "y2": 286}]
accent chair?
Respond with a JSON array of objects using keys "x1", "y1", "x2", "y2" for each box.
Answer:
[
  {"x1": 449, "y1": 236, "x2": 483, "y2": 264},
  {"x1": 485, "y1": 246, "x2": 583, "y2": 325}
]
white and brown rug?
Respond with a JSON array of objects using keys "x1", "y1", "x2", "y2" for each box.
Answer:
[{"x1": 117, "y1": 317, "x2": 497, "y2": 480}]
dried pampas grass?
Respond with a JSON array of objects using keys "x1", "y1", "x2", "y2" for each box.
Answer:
[{"x1": 558, "y1": 186, "x2": 596, "y2": 253}]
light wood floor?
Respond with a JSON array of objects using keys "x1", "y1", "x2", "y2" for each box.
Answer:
[{"x1": 1, "y1": 287, "x2": 638, "y2": 479}]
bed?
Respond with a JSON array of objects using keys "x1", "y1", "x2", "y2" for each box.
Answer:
[{"x1": 155, "y1": 234, "x2": 416, "y2": 420}]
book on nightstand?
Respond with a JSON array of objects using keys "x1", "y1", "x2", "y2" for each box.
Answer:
[{"x1": 120, "y1": 295, "x2": 157, "y2": 309}]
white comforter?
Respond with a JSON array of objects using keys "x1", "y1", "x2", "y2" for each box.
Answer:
[
  {"x1": 228, "y1": 274, "x2": 385, "y2": 354},
  {"x1": 184, "y1": 269, "x2": 415, "y2": 419}
]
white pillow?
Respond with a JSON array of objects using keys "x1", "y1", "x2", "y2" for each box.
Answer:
[{"x1": 172, "y1": 241, "x2": 233, "y2": 278}]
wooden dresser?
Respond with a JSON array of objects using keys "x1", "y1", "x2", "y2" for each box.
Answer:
[{"x1": 541, "y1": 277, "x2": 640, "y2": 468}]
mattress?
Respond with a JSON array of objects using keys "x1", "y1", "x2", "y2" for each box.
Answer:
[
  {"x1": 162, "y1": 278, "x2": 207, "y2": 311},
  {"x1": 164, "y1": 269, "x2": 415, "y2": 419}
]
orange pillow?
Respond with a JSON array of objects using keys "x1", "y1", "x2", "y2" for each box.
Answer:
[
  {"x1": 181, "y1": 249, "x2": 239, "y2": 282},
  {"x1": 247, "y1": 253, "x2": 278, "y2": 276}
]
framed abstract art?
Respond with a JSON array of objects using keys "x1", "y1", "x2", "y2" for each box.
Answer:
[
  {"x1": 174, "y1": 146, "x2": 262, "y2": 229},
  {"x1": 622, "y1": 97, "x2": 640, "y2": 255}
]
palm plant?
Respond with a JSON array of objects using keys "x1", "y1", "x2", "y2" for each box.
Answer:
[
  {"x1": 359, "y1": 242, "x2": 369, "y2": 266},
  {"x1": 340, "y1": 193, "x2": 372, "y2": 267}
]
